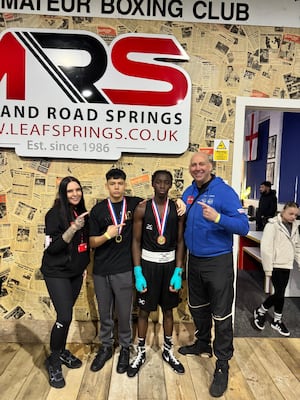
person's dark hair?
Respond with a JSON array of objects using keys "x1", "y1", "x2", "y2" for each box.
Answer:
[
  {"x1": 151, "y1": 170, "x2": 173, "y2": 185},
  {"x1": 54, "y1": 176, "x2": 87, "y2": 228},
  {"x1": 283, "y1": 201, "x2": 299, "y2": 210},
  {"x1": 260, "y1": 180, "x2": 272, "y2": 188},
  {"x1": 106, "y1": 168, "x2": 126, "y2": 181}
]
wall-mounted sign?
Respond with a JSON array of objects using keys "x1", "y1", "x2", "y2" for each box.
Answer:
[
  {"x1": 213, "y1": 139, "x2": 229, "y2": 161},
  {"x1": 0, "y1": 29, "x2": 191, "y2": 160},
  {"x1": 0, "y1": 1, "x2": 299, "y2": 28}
]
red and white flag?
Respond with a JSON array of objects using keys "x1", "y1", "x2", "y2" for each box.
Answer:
[{"x1": 244, "y1": 111, "x2": 259, "y2": 161}]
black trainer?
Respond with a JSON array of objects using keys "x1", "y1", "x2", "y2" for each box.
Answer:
[
  {"x1": 127, "y1": 346, "x2": 146, "y2": 377},
  {"x1": 45, "y1": 357, "x2": 65, "y2": 389},
  {"x1": 209, "y1": 360, "x2": 229, "y2": 398},
  {"x1": 162, "y1": 344, "x2": 185, "y2": 374},
  {"x1": 60, "y1": 349, "x2": 82, "y2": 369},
  {"x1": 271, "y1": 320, "x2": 290, "y2": 336},
  {"x1": 117, "y1": 347, "x2": 130, "y2": 374},
  {"x1": 90, "y1": 346, "x2": 113, "y2": 372},
  {"x1": 178, "y1": 340, "x2": 212, "y2": 358},
  {"x1": 253, "y1": 308, "x2": 266, "y2": 330}
]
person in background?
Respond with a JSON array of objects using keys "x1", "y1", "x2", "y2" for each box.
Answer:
[
  {"x1": 89, "y1": 168, "x2": 143, "y2": 375},
  {"x1": 41, "y1": 176, "x2": 89, "y2": 389},
  {"x1": 256, "y1": 181, "x2": 277, "y2": 231},
  {"x1": 253, "y1": 201, "x2": 300, "y2": 336},
  {"x1": 127, "y1": 170, "x2": 186, "y2": 377},
  {"x1": 178, "y1": 152, "x2": 249, "y2": 398}
]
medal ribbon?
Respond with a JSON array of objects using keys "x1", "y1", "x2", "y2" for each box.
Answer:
[
  {"x1": 151, "y1": 198, "x2": 169, "y2": 238},
  {"x1": 107, "y1": 198, "x2": 127, "y2": 235}
]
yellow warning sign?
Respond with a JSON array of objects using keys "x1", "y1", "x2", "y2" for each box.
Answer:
[
  {"x1": 213, "y1": 139, "x2": 229, "y2": 161},
  {"x1": 217, "y1": 140, "x2": 226, "y2": 149}
]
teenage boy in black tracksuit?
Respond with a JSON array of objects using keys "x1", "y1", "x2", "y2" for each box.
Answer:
[{"x1": 89, "y1": 168, "x2": 143, "y2": 374}]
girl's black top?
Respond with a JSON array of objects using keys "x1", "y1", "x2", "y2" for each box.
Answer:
[{"x1": 41, "y1": 205, "x2": 90, "y2": 278}]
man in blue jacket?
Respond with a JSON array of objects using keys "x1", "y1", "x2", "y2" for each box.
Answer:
[{"x1": 178, "y1": 152, "x2": 249, "y2": 398}]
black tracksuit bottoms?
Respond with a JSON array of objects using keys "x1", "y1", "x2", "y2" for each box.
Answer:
[
  {"x1": 44, "y1": 274, "x2": 83, "y2": 354},
  {"x1": 187, "y1": 252, "x2": 234, "y2": 361}
]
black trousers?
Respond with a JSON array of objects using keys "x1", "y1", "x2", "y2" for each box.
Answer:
[
  {"x1": 44, "y1": 274, "x2": 83, "y2": 353},
  {"x1": 263, "y1": 268, "x2": 290, "y2": 314},
  {"x1": 187, "y1": 252, "x2": 234, "y2": 361}
]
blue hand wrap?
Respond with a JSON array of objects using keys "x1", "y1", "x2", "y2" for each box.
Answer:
[
  {"x1": 134, "y1": 266, "x2": 147, "y2": 292},
  {"x1": 170, "y1": 267, "x2": 183, "y2": 290}
]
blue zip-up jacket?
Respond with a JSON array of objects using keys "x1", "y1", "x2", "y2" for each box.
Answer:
[{"x1": 183, "y1": 177, "x2": 249, "y2": 257}]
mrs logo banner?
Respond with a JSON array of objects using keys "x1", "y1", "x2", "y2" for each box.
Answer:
[{"x1": 0, "y1": 29, "x2": 191, "y2": 160}]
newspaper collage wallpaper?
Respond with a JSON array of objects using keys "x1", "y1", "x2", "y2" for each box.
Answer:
[{"x1": 0, "y1": 13, "x2": 300, "y2": 322}]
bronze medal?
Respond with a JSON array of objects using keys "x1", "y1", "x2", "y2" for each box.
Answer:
[
  {"x1": 115, "y1": 234, "x2": 122, "y2": 243},
  {"x1": 157, "y1": 235, "x2": 166, "y2": 245}
]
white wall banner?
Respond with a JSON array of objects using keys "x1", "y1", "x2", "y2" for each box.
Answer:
[
  {"x1": 0, "y1": 29, "x2": 191, "y2": 160},
  {"x1": 0, "y1": 1, "x2": 299, "y2": 28}
]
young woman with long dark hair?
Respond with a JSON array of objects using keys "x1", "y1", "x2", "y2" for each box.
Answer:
[{"x1": 41, "y1": 176, "x2": 89, "y2": 388}]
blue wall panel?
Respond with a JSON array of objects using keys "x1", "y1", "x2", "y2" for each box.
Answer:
[{"x1": 278, "y1": 113, "x2": 300, "y2": 204}]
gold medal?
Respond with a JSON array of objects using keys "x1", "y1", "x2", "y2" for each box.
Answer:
[
  {"x1": 115, "y1": 234, "x2": 122, "y2": 243},
  {"x1": 107, "y1": 198, "x2": 126, "y2": 245},
  {"x1": 157, "y1": 235, "x2": 166, "y2": 245}
]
